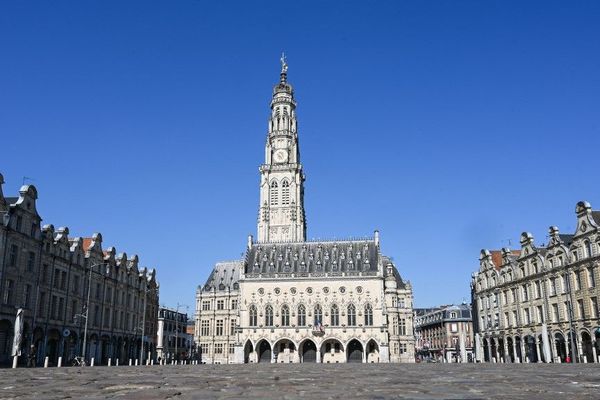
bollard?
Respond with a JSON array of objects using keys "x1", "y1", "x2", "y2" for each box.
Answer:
[
  {"x1": 44, "y1": 357, "x2": 49, "y2": 368},
  {"x1": 108, "y1": 358, "x2": 112, "y2": 366},
  {"x1": 57, "y1": 357, "x2": 62, "y2": 368},
  {"x1": 91, "y1": 357, "x2": 95, "y2": 367},
  {"x1": 135, "y1": 359, "x2": 138, "y2": 366},
  {"x1": 151, "y1": 359, "x2": 154, "y2": 366},
  {"x1": 129, "y1": 359, "x2": 132, "y2": 366},
  {"x1": 116, "y1": 358, "x2": 119, "y2": 366},
  {"x1": 12, "y1": 356, "x2": 18, "y2": 369}
]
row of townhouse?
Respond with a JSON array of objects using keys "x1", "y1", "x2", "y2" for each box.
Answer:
[
  {"x1": 472, "y1": 201, "x2": 600, "y2": 363},
  {"x1": 0, "y1": 173, "x2": 159, "y2": 366}
]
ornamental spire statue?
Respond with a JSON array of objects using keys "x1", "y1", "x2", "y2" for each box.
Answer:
[{"x1": 280, "y1": 52, "x2": 288, "y2": 82}]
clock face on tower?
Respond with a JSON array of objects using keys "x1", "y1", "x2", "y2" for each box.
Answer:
[{"x1": 274, "y1": 149, "x2": 288, "y2": 164}]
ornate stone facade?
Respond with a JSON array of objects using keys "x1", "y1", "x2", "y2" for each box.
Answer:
[
  {"x1": 414, "y1": 304, "x2": 473, "y2": 362},
  {"x1": 195, "y1": 59, "x2": 415, "y2": 364},
  {"x1": 0, "y1": 175, "x2": 159, "y2": 366},
  {"x1": 472, "y1": 201, "x2": 600, "y2": 363}
]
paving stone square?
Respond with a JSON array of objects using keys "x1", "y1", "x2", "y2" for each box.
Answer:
[{"x1": 1, "y1": 364, "x2": 599, "y2": 400}]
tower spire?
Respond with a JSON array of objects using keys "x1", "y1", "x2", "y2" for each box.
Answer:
[
  {"x1": 280, "y1": 52, "x2": 288, "y2": 83},
  {"x1": 257, "y1": 54, "x2": 306, "y2": 243}
]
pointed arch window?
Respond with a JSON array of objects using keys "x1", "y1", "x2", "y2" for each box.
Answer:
[
  {"x1": 249, "y1": 305, "x2": 258, "y2": 327},
  {"x1": 314, "y1": 304, "x2": 323, "y2": 326},
  {"x1": 281, "y1": 305, "x2": 290, "y2": 326},
  {"x1": 347, "y1": 304, "x2": 356, "y2": 326},
  {"x1": 330, "y1": 304, "x2": 339, "y2": 326},
  {"x1": 297, "y1": 304, "x2": 306, "y2": 326},
  {"x1": 281, "y1": 180, "x2": 290, "y2": 205},
  {"x1": 364, "y1": 304, "x2": 373, "y2": 326},
  {"x1": 270, "y1": 181, "x2": 278, "y2": 205},
  {"x1": 265, "y1": 305, "x2": 274, "y2": 327}
]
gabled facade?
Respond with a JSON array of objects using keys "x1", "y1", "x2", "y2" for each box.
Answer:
[
  {"x1": 472, "y1": 201, "x2": 600, "y2": 364},
  {"x1": 0, "y1": 173, "x2": 160, "y2": 367}
]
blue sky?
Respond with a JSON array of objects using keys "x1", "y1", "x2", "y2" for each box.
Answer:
[{"x1": 1, "y1": 1, "x2": 599, "y2": 312}]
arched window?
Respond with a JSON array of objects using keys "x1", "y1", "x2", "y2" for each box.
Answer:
[
  {"x1": 281, "y1": 305, "x2": 290, "y2": 326},
  {"x1": 281, "y1": 180, "x2": 290, "y2": 205},
  {"x1": 314, "y1": 304, "x2": 323, "y2": 326},
  {"x1": 364, "y1": 304, "x2": 373, "y2": 326},
  {"x1": 347, "y1": 304, "x2": 356, "y2": 326},
  {"x1": 297, "y1": 304, "x2": 306, "y2": 326},
  {"x1": 270, "y1": 180, "x2": 278, "y2": 205},
  {"x1": 249, "y1": 305, "x2": 257, "y2": 327},
  {"x1": 330, "y1": 304, "x2": 339, "y2": 326},
  {"x1": 265, "y1": 305, "x2": 273, "y2": 327},
  {"x1": 585, "y1": 241, "x2": 592, "y2": 258}
]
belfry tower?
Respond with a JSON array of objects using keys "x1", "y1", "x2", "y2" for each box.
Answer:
[{"x1": 257, "y1": 54, "x2": 306, "y2": 243}]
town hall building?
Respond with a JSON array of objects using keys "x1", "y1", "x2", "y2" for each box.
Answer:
[{"x1": 195, "y1": 57, "x2": 415, "y2": 364}]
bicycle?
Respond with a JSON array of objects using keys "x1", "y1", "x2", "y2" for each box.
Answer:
[{"x1": 72, "y1": 356, "x2": 87, "y2": 367}]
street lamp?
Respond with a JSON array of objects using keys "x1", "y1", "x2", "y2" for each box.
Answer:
[
  {"x1": 139, "y1": 284, "x2": 159, "y2": 366},
  {"x1": 79, "y1": 262, "x2": 109, "y2": 365}
]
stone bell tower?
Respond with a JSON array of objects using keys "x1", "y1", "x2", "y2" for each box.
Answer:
[{"x1": 257, "y1": 54, "x2": 306, "y2": 243}]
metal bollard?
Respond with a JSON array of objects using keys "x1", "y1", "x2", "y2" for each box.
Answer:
[
  {"x1": 151, "y1": 359, "x2": 154, "y2": 365},
  {"x1": 108, "y1": 358, "x2": 112, "y2": 366},
  {"x1": 44, "y1": 357, "x2": 49, "y2": 368},
  {"x1": 91, "y1": 357, "x2": 95, "y2": 367},
  {"x1": 12, "y1": 356, "x2": 18, "y2": 369},
  {"x1": 116, "y1": 358, "x2": 119, "y2": 366},
  {"x1": 58, "y1": 357, "x2": 62, "y2": 368},
  {"x1": 135, "y1": 359, "x2": 138, "y2": 366}
]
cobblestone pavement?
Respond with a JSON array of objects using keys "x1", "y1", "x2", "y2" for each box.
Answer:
[{"x1": 0, "y1": 363, "x2": 599, "y2": 400}]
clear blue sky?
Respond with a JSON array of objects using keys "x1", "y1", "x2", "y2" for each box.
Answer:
[{"x1": 1, "y1": 1, "x2": 599, "y2": 312}]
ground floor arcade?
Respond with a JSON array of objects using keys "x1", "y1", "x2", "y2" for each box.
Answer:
[
  {"x1": 480, "y1": 328, "x2": 600, "y2": 363},
  {"x1": 0, "y1": 318, "x2": 156, "y2": 367},
  {"x1": 239, "y1": 337, "x2": 385, "y2": 364}
]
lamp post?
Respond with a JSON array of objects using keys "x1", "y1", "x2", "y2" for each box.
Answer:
[
  {"x1": 80, "y1": 262, "x2": 109, "y2": 365},
  {"x1": 139, "y1": 284, "x2": 158, "y2": 365},
  {"x1": 565, "y1": 267, "x2": 578, "y2": 363}
]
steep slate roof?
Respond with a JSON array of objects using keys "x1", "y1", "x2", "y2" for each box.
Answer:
[
  {"x1": 202, "y1": 260, "x2": 242, "y2": 292},
  {"x1": 244, "y1": 239, "x2": 378, "y2": 274},
  {"x1": 559, "y1": 234, "x2": 574, "y2": 246},
  {"x1": 592, "y1": 211, "x2": 600, "y2": 226}
]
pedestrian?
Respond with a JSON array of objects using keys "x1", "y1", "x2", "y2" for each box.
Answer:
[{"x1": 27, "y1": 345, "x2": 36, "y2": 368}]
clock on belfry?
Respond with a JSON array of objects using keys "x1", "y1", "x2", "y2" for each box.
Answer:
[{"x1": 274, "y1": 149, "x2": 288, "y2": 163}]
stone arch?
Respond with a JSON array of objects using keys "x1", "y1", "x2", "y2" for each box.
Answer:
[
  {"x1": 0, "y1": 319, "x2": 13, "y2": 365},
  {"x1": 299, "y1": 338, "x2": 317, "y2": 363},
  {"x1": 64, "y1": 331, "x2": 78, "y2": 363},
  {"x1": 46, "y1": 328, "x2": 61, "y2": 365},
  {"x1": 554, "y1": 332, "x2": 567, "y2": 363},
  {"x1": 243, "y1": 340, "x2": 254, "y2": 363},
  {"x1": 580, "y1": 330, "x2": 594, "y2": 363},
  {"x1": 505, "y1": 336, "x2": 514, "y2": 363},
  {"x1": 366, "y1": 339, "x2": 380, "y2": 363},
  {"x1": 523, "y1": 335, "x2": 538, "y2": 363},
  {"x1": 346, "y1": 338, "x2": 364, "y2": 363},
  {"x1": 320, "y1": 338, "x2": 344, "y2": 363},
  {"x1": 274, "y1": 338, "x2": 297, "y2": 363},
  {"x1": 482, "y1": 337, "x2": 490, "y2": 362},
  {"x1": 514, "y1": 336, "x2": 523, "y2": 362},
  {"x1": 256, "y1": 339, "x2": 272, "y2": 363}
]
